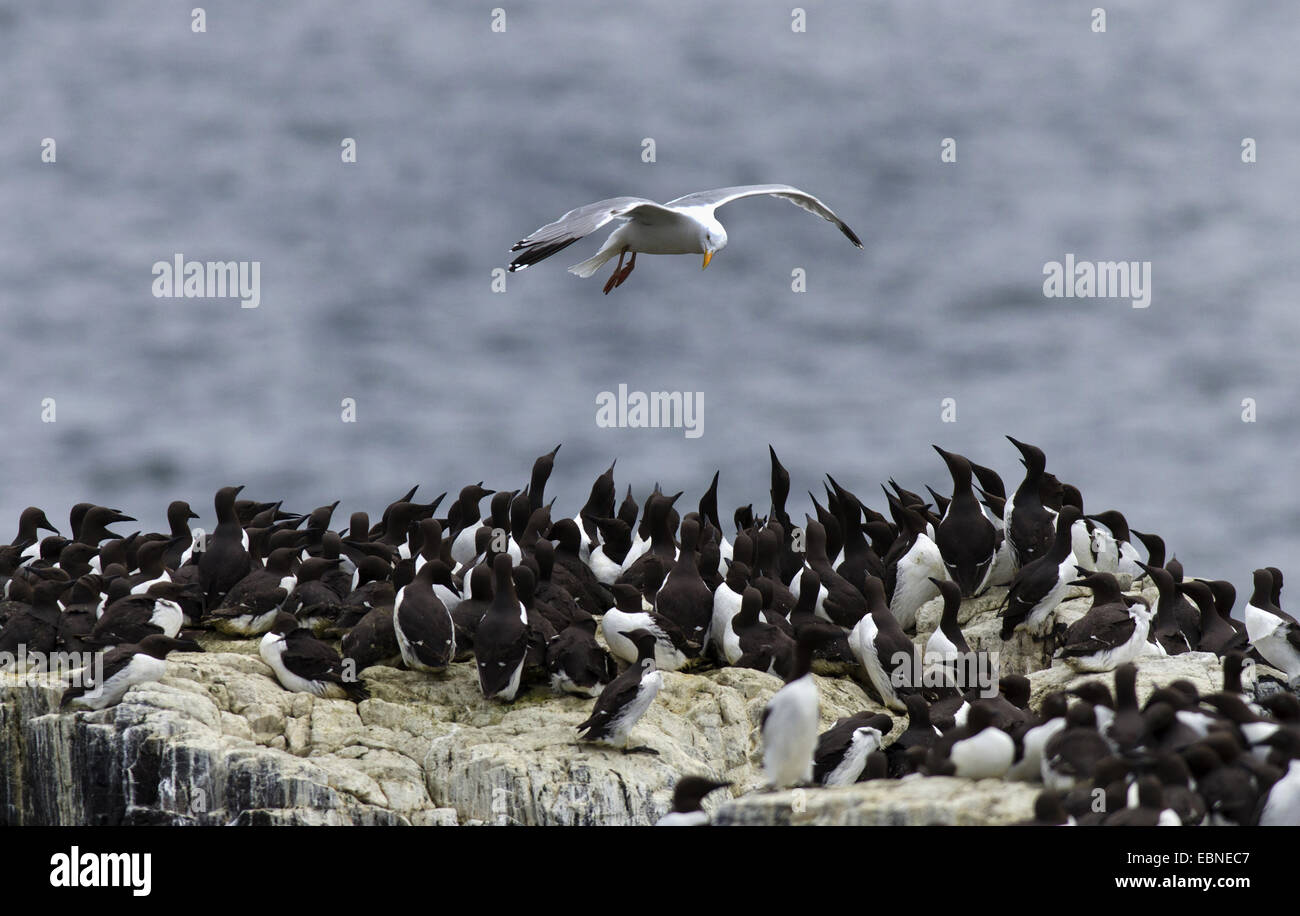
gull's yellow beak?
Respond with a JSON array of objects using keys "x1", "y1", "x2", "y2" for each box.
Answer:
[{"x1": 702, "y1": 251, "x2": 713, "y2": 270}]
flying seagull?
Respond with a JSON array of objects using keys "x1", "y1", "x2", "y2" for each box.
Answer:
[{"x1": 508, "y1": 184, "x2": 864, "y2": 294}]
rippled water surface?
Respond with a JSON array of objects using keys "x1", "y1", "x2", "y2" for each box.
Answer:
[{"x1": 2, "y1": 2, "x2": 1298, "y2": 601}]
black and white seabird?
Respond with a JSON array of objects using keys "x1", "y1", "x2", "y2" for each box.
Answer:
[
  {"x1": 926, "y1": 701, "x2": 1016, "y2": 779},
  {"x1": 11, "y1": 506, "x2": 59, "y2": 553},
  {"x1": 0, "y1": 578, "x2": 66, "y2": 660},
  {"x1": 259, "y1": 612, "x2": 369, "y2": 701},
  {"x1": 198, "y1": 485, "x2": 252, "y2": 609},
  {"x1": 1181, "y1": 579, "x2": 1246, "y2": 656},
  {"x1": 1105, "y1": 663, "x2": 1145, "y2": 753},
  {"x1": 1014, "y1": 790, "x2": 1076, "y2": 826},
  {"x1": 549, "y1": 518, "x2": 614, "y2": 616},
  {"x1": 1085, "y1": 510, "x2": 1144, "y2": 579},
  {"x1": 1244, "y1": 568, "x2": 1300, "y2": 686},
  {"x1": 1054, "y1": 572, "x2": 1154, "y2": 671},
  {"x1": 1041, "y1": 701, "x2": 1112, "y2": 791},
  {"x1": 618, "y1": 489, "x2": 679, "y2": 581},
  {"x1": 848, "y1": 577, "x2": 915, "y2": 712},
  {"x1": 1129, "y1": 529, "x2": 1166, "y2": 572},
  {"x1": 656, "y1": 776, "x2": 732, "y2": 825},
  {"x1": 1183, "y1": 739, "x2": 1264, "y2": 827},
  {"x1": 725, "y1": 586, "x2": 795, "y2": 677},
  {"x1": 1256, "y1": 757, "x2": 1300, "y2": 826},
  {"x1": 885, "y1": 694, "x2": 942, "y2": 777},
  {"x1": 760, "y1": 622, "x2": 841, "y2": 788},
  {"x1": 1138, "y1": 562, "x2": 1199, "y2": 654},
  {"x1": 882, "y1": 505, "x2": 946, "y2": 632},
  {"x1": 60, "y1": 634, "x2": 203, "y2": 711},
  {"x1": 924, "y1": 577, "x2": 970, "y2": 684},
  {"x1": 1006, "y1": 692, "x2": 1068, "y2": 782},
  {"x1": 813, "y1": 711, "x2": 893, "y2": 786},
  {"x1": 652, "y1": 518, "x2": 712, "y2": 650},
  {"x1": 572, "y1": 461, "x2": 616, "y2": 562},
  {"x1": 340, "y1": 597, "x2": 402, "y2": 671},
  {"x1": 793, "y1": 518, "x2": 866, "y2": 628},
  {"x1": 546, "y1": 616, "x2": 616, "y2": 697},
  {"x1": 89, "y1": 581, "x2": 189, "y2": 647},
  {"x1": 601, "y1": 583, "x2": 694, "y2": 671},
  {"x1": 998, "y1": 506, "x2": 1082, "y2": 639},
  {"x1": 160, "y1": 500, "x2": 201, "y2": 569},
  {"x1": 1003, "y1": 436, "x2": 1057, "y2": 569},
  {"x1": 448, "y1": 483, "x2": 495, "y2": 568},
  {"x1": 576, "y1": 627, "x2": 662, "y2": 751},
  {"x1": 393, "y1": 561, "x2": 456, "y2": 673},
  {"x1": 708, "y1": 559, "x2": 749, "y2": 657},
  {"x1": 74, "y1": 506, "x2": 135, "y2": 548},
  {"x1": 697, "y1": 470, "x2": 734, "y2": 564},
  {"x1": 1102, "y1": 775, "x2": 1181, "y2": 826},
  {"x1": 208, "y1": 546, "x2": 298, "y2": 636},
  {"x1": 588, "y1": 517, "x2": 630, "y2": 585},
  {"x1": 473, "y1": 554, "x2": 531, "y2": 702},
  {"x1": 283, "y1": 557, "x2": 350, "y2": 635},
  {"x1": 933, "y1": 446, "x2": 998, "y2": 598}
]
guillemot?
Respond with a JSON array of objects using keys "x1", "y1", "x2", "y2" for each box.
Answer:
[
  {"x1": 1041, "y1": 701, "x2": 1112, "y2": 791},
  {"x1": 725, "y1": 586, "x2": 795, "y2": 677},
  {"x1": 796, "y1": 518, "x2": 866, "y2": 627},
  {"x1": 601, "y1": 583, "x2": 694, "y2": 671},
  {"x1": 393, "y1": 560, "x2": 457, "y2": 673},
  {"x1": 1054, "y1": 572, "x2": 1154, "y2": 671},
  {"x1": 927, "y1": 702, "x2": 1015, "y2": 779},
  {"x1": 655, "y1": 776, "x2": 731, "y2": 825},
  {"x1": 60, "y1": 634, "x2": 203, "y2": 711},
  {"x1": 848, "y1": 577, "x2": 914, "y2": 712},
  {"x1": 761, "y1": 622, "x2": 841, "y2": 788},
  {"x1": 1244, "y1": 568, "x2": 1300, "y2": 685},
  {"x1": 0, "y1": 578, "x2": 66, "y2": 660},
  {"x1": 198, "y1": 486, "x2": 251, "y2": 610},
  {"x1": 652, "y1": 518, "x2": 712, "y2": 649},
  {"x1": 1003, "y1": 437, "x2": 1057, "y2": 569},
  {"x1": 89, "y1": 581, "x2": 188, "y2": 647},
  {"x1": 932, "y1": 446, "x2": 998, "y2": 598},
  {"x1": 473, "y1": 554, "x2": 531, "y2": 702},
  {"x1": 1138, "y1": 562, "x2": 1199, "y2": 654},
  {"x1": 923, "y1": 576, "x2": 970, "y2": 685},
  {"x1": 208, "y1": 546, "x2": 298, "y2": 636},
  {"x1": 882, "y1": 504, "x2": 946, "y2": 632},
  {"x1": 1006, "y1": 692, "x2": 1068, "y2": 782},
  {"x1": 999, "y1": 506, "x2": 1082, "y2": 639},
  {"x1": 708, "y1": 559, "x2": 749, "y2": 657},
  {"x1": 546, "y1": 616, "x2": 616, "y2": 697},
  {"x1": 576, "y1": 627, "x2": 661, "y2": 751},
  {"x1": 813, "y1": 711, "x2": 893, "y2": 786},
  {"x1": 259, "y1": 612, "x2": 369, "y2": 701}
]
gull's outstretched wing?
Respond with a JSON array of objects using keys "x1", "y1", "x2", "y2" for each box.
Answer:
[
  {"x1": 509, "y1": 197, "x2": 681, "y2": 271},
  {"x1": 664, "y1": 184, "x2": 864, "y2": 249}
]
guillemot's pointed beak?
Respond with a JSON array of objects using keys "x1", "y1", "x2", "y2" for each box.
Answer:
[{"x1": 702, "y1": 251, "x2": 713, "y2": 269}]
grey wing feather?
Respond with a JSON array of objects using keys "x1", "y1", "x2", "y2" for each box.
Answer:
[
  {"x1": 509, "y1": 196, "x2": 662, "y2": 271},
  {"x1": 663, "y1": 184, "x2": 864, "y2": 248}
]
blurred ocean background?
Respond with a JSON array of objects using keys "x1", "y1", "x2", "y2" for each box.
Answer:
[{"x1": 2, "y1": 1, "x2": 1298, "y2": 603}]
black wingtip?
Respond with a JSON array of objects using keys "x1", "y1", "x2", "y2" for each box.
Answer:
[
  {"x1": 840, "y1": 224, "x2": 864, "y2": 248},
  {"x1": 508, "y1": 236, "x2": 581, "y2": 273}
]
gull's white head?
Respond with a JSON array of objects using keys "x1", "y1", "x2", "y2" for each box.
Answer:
[{"x1": 700, "y1": 218, "x2": 727, "y2": 269}]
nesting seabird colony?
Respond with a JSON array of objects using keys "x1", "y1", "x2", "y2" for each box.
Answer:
[{"x1": 2, "y1": 439, "x2": 1299, "y2": 826}]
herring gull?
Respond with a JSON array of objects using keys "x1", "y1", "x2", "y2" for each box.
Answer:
[{"x1": 508, "y1": 184, "x2": 863, "y2": 294}]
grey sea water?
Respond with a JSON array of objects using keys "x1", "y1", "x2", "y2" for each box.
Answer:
[{"x1": 2, "y1": 1, "x2": 1298, "y2": 602}]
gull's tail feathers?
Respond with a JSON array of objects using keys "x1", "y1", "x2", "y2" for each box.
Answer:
[{"x1": 568, "y1": 249, "x2": 619, "y2": 278}]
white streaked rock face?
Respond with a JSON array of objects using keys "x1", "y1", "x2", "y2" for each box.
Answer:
[{"x1": 0, "y1": 635, "x2": 885, "y2": 826}]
